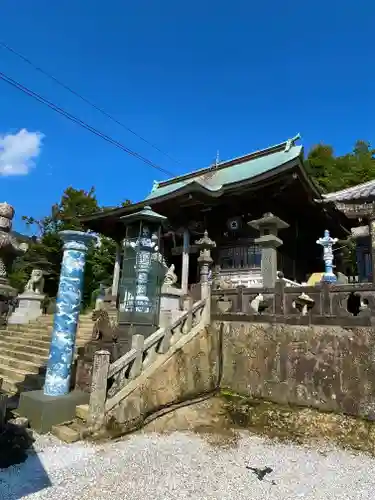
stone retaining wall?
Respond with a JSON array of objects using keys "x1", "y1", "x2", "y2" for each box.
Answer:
[
  {"x1": 217, "y1": 321, "x2": 375, "y2": 419},
  {"x1": 102, "y1": 320, "x2": 375, "y2": 434}
]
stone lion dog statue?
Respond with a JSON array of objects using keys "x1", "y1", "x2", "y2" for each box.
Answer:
[{"x1": 24, "y1": 269, "x2": 45, "y2": 295}]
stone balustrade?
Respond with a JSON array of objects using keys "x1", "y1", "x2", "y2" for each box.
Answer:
[
  {"x1": 88, "y1": 298, "x2": 208, "y2": 426},
  {"x1": 211, "y1": 280, "x2": 375, "y2": 326}
]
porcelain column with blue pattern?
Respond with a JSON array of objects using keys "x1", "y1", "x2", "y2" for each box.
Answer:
[
  {"x1": 44, "y1": 230, "x2": 96, "y2": 396},
  {"x1": 316, "y1": 229, "x2": 338, "y2": 283}
]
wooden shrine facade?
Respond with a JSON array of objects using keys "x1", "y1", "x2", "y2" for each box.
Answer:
[{"x1": 80, "y1": 137, "x2": 350, "y2": 294}]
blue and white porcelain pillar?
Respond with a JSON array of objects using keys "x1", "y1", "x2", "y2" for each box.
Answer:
[
  {"x1": 316, "y1": 229, "x2": 338, "y2": 283},
  {"x1": 44, "y1": 230, "x2": 95, "y2": 396}
]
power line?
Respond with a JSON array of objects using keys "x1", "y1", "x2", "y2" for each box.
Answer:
[
  {"x1": 0, "y1": 41, "x2": 183, "y2": 167},
  {"x1": 0, "y1": 71, "x2": 175, "y2": 177}
]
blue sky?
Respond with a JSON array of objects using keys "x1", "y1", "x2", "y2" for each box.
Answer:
[{"x1": 1, "y1": 1, "x2": 374, "y2": 232}]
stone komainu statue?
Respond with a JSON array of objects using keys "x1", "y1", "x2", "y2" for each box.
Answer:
[
  {"x1": 24, "y1": 269, "x2": 45, "y2": 294},
  {"x1": 91, "y1": 308, "x2": 118, "y2": 342}
]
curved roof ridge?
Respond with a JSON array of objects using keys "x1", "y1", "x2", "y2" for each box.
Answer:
[
  {"x1": 157, "y1": 136, "x2": 301, "y2": 189},
  {"x1": 322, "y1": 178, "x2": 375, "y2": 202}
]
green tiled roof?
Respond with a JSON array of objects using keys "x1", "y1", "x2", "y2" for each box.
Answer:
[{"x1": 146, "y1": 142, "x2": 303, "y2": 200}]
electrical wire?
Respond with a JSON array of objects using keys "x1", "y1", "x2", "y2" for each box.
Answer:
[
  {"x1": 0, "y1": 71, "x2": 175, "y2": 177},
  {"x1": 0, "y1": 40, "x2": 183, "y2": 167}
]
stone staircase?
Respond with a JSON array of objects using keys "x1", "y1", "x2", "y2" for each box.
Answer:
[
  {"x1": 52, "y1": 404, "x2": 89, "y2": 443},
  {"x1": 51, "y1": 297, "x2": 211, "y2": 443},
  {"x1": 0, "y1": 313, "x2": 94, "y2": 395}
]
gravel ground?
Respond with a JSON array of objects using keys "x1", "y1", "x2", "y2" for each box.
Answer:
[{"x1": 1, "y1": 431, "x2": 375, "y2": 500}]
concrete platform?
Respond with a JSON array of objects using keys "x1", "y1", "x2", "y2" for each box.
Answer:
[{"x1": 17, "y1": 389, "x2": 89, "y2": 434}]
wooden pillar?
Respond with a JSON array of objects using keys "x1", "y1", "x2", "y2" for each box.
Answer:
[
  {"x1": 181, "y1": 229, "x2": 190, "y2": 294},
  {"x1": 369, "y1": 217, "x2": 375, "y2": 284},
  {"x1": 111, "y1": 242, "x2": 122, "y2": 297}
]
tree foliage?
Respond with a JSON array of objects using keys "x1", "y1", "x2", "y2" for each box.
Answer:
[
  {"x1": 305, "y1": 140, "x2": 375, "y2": 276},
  {"x1": 8, "y1": 186, "x2": 129, "y2": 309},
  {"x1": 306, "y1": 140, "x2": 375, "y2": 193}
]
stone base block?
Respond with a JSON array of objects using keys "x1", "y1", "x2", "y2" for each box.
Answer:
[
  {"x1": 159, "y1": 285, "x2": 184, "y2": 328},
  {"x1": 8, "y1": 292, "x2": 44, "y2": 325},
  {"x1": 17, "y1": 390, "x2": 89, "y2": 434}
]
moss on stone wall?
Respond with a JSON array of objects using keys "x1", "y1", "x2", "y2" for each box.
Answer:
[{"x1": 220, "y1": 389, "x2": 375, "y2": 454}]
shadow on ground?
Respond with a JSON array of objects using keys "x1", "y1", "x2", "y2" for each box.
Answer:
[{"x1": 0, "y1": 406, "x2": 52, "y2": 499}]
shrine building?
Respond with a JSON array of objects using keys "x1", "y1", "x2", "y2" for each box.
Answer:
[
  {"x1": 80, "y1": 135, "x2": 349, "y2": 300},
  {"x1": 319, "y1": 179, "x2": 375, "y2": 283}
]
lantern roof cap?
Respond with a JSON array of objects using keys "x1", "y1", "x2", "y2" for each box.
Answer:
[
  {"x1": 248, "y1": 212, "x2": 289, "y2": 230},
  {"x1": 119, "y1": 205, "x2": 167, "y2": 224}
]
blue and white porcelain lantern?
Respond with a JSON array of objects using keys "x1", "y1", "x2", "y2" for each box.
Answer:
[
  {"x1": 316, "y1": 229, "x2": 338, "y2": 283},
  {"x1": 44, "y1": 230, "x2": 96, "y2": 397},
  {"x1": 118, "y1": 206, "x2": 167, "y2": 328}
]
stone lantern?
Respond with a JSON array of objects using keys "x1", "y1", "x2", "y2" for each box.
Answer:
[
  {"x1": 248, "y1": 212, "x2": 289, "y2": 288},
  {"x1": 0, "y1": 203, "x2": 28, "y2": 291},
  {"x1": 0, "y1": 202, "x2": 28, "y2": 323}
]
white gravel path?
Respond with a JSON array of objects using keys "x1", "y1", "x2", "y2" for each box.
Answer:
[{"x1": 1, "y1": 431, "x2": 375, "y2": 499}]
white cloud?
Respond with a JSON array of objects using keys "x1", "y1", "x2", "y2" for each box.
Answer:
[{"x1": 0, "y1": 129, "x2": 44, "y2": 176}]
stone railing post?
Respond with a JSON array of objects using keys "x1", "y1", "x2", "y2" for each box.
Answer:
[
  {"x1": 88, "y1": 350, "x2": 110, "y2": 426},
  {"x1": 195, "y1": 230, "x2": 216, "y2": 325},
  {"x1": 185, "y1": 295, "x2": 193, "y2": 332},
  {"x1": 129, "y1": 334, "x2": 144, "y2": 378}
]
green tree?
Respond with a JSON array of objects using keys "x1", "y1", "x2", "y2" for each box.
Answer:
[
  {"x1": 306, "y1": 140, "x2": 375, "y2": 193},
  {"x1": 9, "y1": 186, "x2": 119, "y2": 309}
]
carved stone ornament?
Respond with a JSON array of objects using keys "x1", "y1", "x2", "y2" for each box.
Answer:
[
  {"x1": 195, "y1": 230, "x2": 216, "y2": 265},
  {"x1": 217, "y1": 297, "x2": 233, "y2": 313},
  {"x1": 292, "y1": 292, "x2": 315, "y2": 316},
  {"x1": 163, "y1": 264, "x2": 178, "y2": 286},
  {"x1": 250, "y1": 293, "x2": 268, "y2": 314},
  {"x1": 216, "y1": 277, "x2": 232, "y2": 290}
]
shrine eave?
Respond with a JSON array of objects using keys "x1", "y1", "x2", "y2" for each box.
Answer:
[
  {"x1": 319, "y1": 179, "x2": 375, "y2": 204},
  {"x1": 80, "y1": 155, "x2": 317, "y2": 234},
  {"x1": 316, "y1": 179, "x2": 375, "y2": 220}
]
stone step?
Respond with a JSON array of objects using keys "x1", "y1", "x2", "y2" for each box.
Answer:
[
  {"x1": 76, "y1": 404, "x2": 89, "y2": 421},
  {"x1": 9, "y1": 322, "x2": 52, "y2": 330},
  {"x1": 0, "y1": 337, "x2": 89, "y2": 358},
  {"x1": 2, "y1": 329, "x2": 93, "y2": 343},
  {"x1": 5, "y1": 321, "x2": 92, "y2": 331},
  {"x1": 6, "y1": 326, "x2": 51, "y2": 335},
  {"x1": 4, "y1": 331, "x2": 92, "y2": 344},
  {"x1": 0, "y1": 353, "x2": 46, "y2": 373},
  {"x1": 1, "y1": 374, "x2": 44, "y2": 395},
  {"x1": 0, "y1": 347, "x2": 47, "y2": 364},
  {"x1": 51, "y1": 424, "x2": 80, "y2": 443},
  {"x1": 0, "y1": 363, "x2": 43, "y2": 383},
  {"x1": 0, "y1": 353, "x2": 46, "y2": 374},
  {"x1": 1, "y1": 330, "x2": 51, "y2": 342},
  {"x1": 10, "y1": 318, "x2": 93, "y2": 329},
  {"x1": 0, "y1": 339, "x2": 49, "y2": 356},
  {"x1": 0, "y1": 334, "x2": 51, "y2": 349}
]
